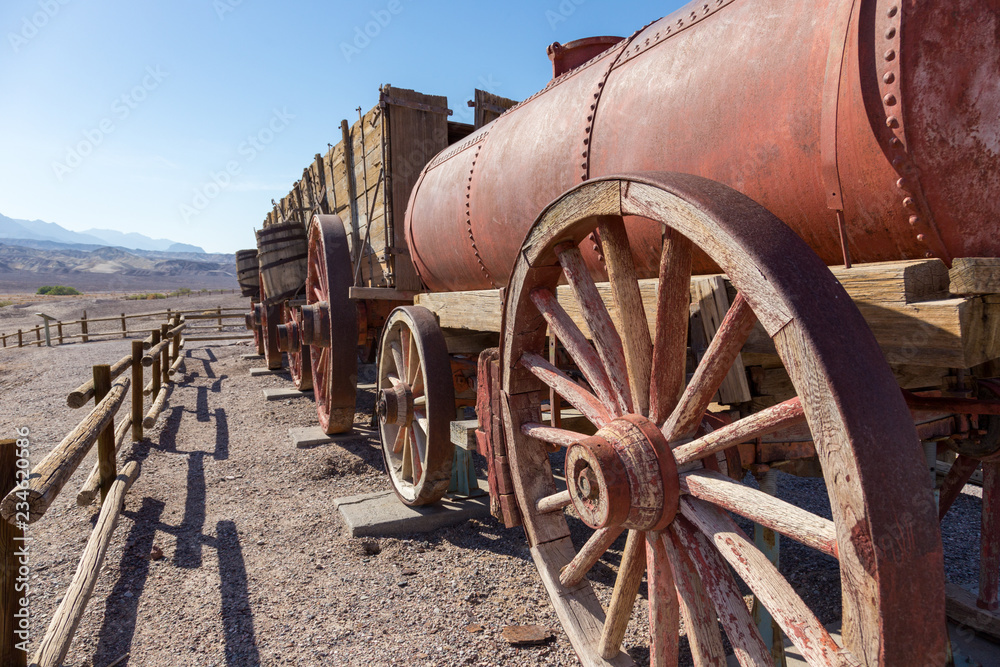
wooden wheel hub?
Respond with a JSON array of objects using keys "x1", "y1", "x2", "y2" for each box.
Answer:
[
  {"x1": 566, "y1": 414, "x2": 679, "y2": 531},
  {"x1": 300, "y1": 301, "x2": 330, "y2": 347},
  {"x1": 378, "y1": 383, "x2": 413, "y2": 428},
  {"x1": 251, "y1": 304, "x2": 263, "y2": 327},
  {"x1": 277, "y1": 320, "x2": 301, "y2": 353}
]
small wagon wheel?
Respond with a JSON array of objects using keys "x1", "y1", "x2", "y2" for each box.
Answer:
[
  {"x1": 376, "y1": 306, "x2": 456, "y2": 506},
  {"x1": 280, "y1": 302, "x2": 313, "y2": 392},
  {"x1": 302, "y1": 214, "x2": 358, "y2": 435},
  {"x1": 937, "y1": 379, "x2": 1000, "y2": 633},
  {"x1": 259, "y1": 275, "x2": 283, "y2": 371},
  {"x1": 501, "y1": 173, "x2": 946, "y2": 666}
]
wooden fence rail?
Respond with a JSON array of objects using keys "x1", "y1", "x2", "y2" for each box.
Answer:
[
  {"x1": 0, "y1": 313, "x2": 186, "y2": 664},
  {"x1": 1, "y1": 305, "x2": 243, "y2": 351}
]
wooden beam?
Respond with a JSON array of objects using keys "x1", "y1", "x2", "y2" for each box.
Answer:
[
  {"x1": 143, "y1": 387, "x2": 169, "y2": 429},
  {"x1": 31, "y1": 461, "x2": 139, "y2": 667},
  {"x1": 949, "y1": 257, "x2": 1000, "y2": 295},
  {"x1": 348, "y1": 287, "x2": 417, "y2": 301},
  {"x1": 66, "y1": 354, "x2": 132, "y2": 408},
  {"x1": 0, "y1": 376, "x2": 129, "y2": 524},
  {"x1": 0, "y1": 440, "x2": 26, "y2": 667},
  {"x1": 76, "y1": 415, "x2": 131, "y2": 506}
]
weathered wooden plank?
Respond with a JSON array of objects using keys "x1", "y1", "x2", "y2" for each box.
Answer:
[
  {"x1": 949, "y1": 257, "x2": 1000, "y2": 295},
  {"x1": 831, "y1": 259, "x2": 948, "y2": 303},
  {"x1": 691, "y1": 276, "x2": 751, "y2": 404},
  {"x1": 420, "y1": 264, "x2": 1000, "y2": 370},
  {"x1": 384, "y1": 85, "x2": 450, "y2": 291}
]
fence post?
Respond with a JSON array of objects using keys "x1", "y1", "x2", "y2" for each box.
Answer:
[
  {"x1": 160, "y1": 324, "x2": 170, "y2": 386},
  {"x1": 216, "y1": 306, "x2": 222, "y2": 332},
  {"x1": 0, "y1": 438, "x2": 26, "y2": 667},
  {"x1": 171, "y1": 314, "x2": 181, "y2": 364},
  {"x1": 93, "y1": 365, "x2": 117, "y2": 502},
  {"x1": 17, "y1": 330, "x2": 22, "y2": 348},
  {"x1": 150, "y1": 329, "x2": 161, "y2": 399},
  {"x1": 80, "y1": 311, "x2": 89, "y2": 343},
  {"x1": 57, "y1": 321, "x2": 63, "y2": 345},
  {"x1": 34, "y1": 327, "x2": 41, "y2": 347},
  {"x1": 131, "y1": 341, "x2": 144, "y2": 442},
  {"x1": 120, "y1": 313, "x2": 127, "y2": 339}
]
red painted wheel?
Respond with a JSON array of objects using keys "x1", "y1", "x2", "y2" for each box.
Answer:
[
  {"x1": 259, "y1": 275, "x2": 282, "y2": 370},
  {"x1": 283, "y1": 302, "x2": 312, "y2": 391},
  {"x1": 376, "y1": 306, "x2": 456, "y2": 506},
  {"x1": 501, "y1": 174, "x2": 945, "y2": 666},
  {"x1": 304, "y1": 214, "x2": 357, "y2": 435}
]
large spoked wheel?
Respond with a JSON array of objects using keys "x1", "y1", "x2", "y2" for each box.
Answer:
[
  {"x1": 259, "y1": 275, "x2": 283, "y2": 370},
  {"x1": 501, "y1": 173, "x2": 945, "y2": 666},
  {"x1": 282, "y1": 302, "x2": 313, "y2": 391},
  {"x1": 304, "y1": 214, "x2": 358, "y2": 435},
  {"x1": 377, "y1": 306, "x2": 456, "y2": 506}
]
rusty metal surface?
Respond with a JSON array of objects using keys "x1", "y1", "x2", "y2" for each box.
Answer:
[
  {"x1": 405, "y1": 0, "x2": 1000, "y2": 293},
  {"x1": 546, "y1": 36, "x2": 623, "y2": 79}
]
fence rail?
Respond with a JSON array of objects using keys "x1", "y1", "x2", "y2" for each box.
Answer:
[
  {"x1": 0, "y1": 312, "x2": 186, "y2": 665},
  {"x1": 1, "y1": 306, "x2": 243, "y2": 350}
]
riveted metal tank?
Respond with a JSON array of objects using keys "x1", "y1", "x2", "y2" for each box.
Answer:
[{"x1": 404, "y1": 0, "x2": 1000, "y2": 293}]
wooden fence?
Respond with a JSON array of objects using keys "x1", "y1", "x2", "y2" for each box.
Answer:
[
  {"x1": 0, "y1": 307, "x2": 246, "y2": 350},
  {"x1": 0, "y1": 314, "x2": 187, "y2": 665}
]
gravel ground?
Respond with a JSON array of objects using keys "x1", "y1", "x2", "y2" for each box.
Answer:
[{"x1": 0, "y1": 293, "x2": 992, "y2": 666}]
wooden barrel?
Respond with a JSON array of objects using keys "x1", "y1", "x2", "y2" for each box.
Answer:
[
  {"x1": 256, "y1": 222, "x2": 308, "y2": 305},
  {"x1": 235, "y1": 249, "x2": 260, "y2": 298}
]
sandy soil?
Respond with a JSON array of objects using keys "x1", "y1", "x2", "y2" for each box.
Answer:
[{"x1": 0, "y1": 294, "x2": 991, "y2": 666}]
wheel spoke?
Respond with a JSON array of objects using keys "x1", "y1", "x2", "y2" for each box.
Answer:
[
  {"x1": 598, "y1": 218, "x2": 653, "y2": 417},
  {"x1": 680, "y1": 469, "x2": 837, "y2": 558},
  {"x1": 670, "y1": 516, "x2": 774, "y2": 667},
  {"x1": 400, "y1": 328, "x2": 411, "y2": 381},
  {"x1": 672, "y1": 397, "x2": 805, "y2": 465},
  {"x1": 661, "y1": 529, "x2": 726, "y2": 666},
  {"x1": 530, "y1": 287, "x2": 619, "y2": 415},
  {"x1": 598, "y1": 529, "x2": 648, "y2": 660},
  {"x1": 559, "y1": 526, "x2": 625, "y2": 588},
  {"x1": 407, "y1": 330, "x2": 420, "y2": 386},
  {"x1": 411, "y1": 425, "x2": 423, "y2": 482},
  {"x1": 392, "y1": 425, "x2": 405, "y2": 454},
  {"x1": 980, "y1": 462, "x2": 1000, "y2": 611},
  {"x1": 556, "y1": 242, "x2": 634, "y2": 414},
  {"x1": 390, "y1": 339, "x2": 405, "y2": 382},
  {"x1": 939, "y1": 454, "x2": 979, "y2": 520},
  {"x1": 519, "y1": 352, "x2": 613, "y2": 427},
  {"x1": 401, "y1": 428, "x2": 412, "y2": 480},
  {"x1": 521, "y1": 422, "x2": 581, "y2": 448},
  {"x1": 645, "y1": 530, "x2": 679, "y2": 667},
  {"x1": 649, "y1": 228, "x2": 693, "y2": 425},
  {"x1": 662, "y1": 293, "x2": 757, "y2": 441},
  {"x1": 680, "y1": 497, "x2": 858, "y2": 666}
]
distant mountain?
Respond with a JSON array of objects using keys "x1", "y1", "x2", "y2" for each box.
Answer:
[
  {"x1": 0, "y1": 240, "x2": 234, "y2": 279},
  {"x1": 0, "y1": 213, "x2": 205, "y2": 253}
]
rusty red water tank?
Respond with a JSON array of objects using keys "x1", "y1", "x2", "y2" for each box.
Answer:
[{"x1": 405, "y1": 0, "x2": 1000, "y2": 293}]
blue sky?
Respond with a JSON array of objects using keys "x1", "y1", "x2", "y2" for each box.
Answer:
[{"x1": 0, "y1": 1, "x2": 682, "y2": 253}]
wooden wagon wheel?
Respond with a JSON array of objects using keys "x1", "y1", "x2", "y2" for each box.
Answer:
[
  {"x1": 279, "y1": 302, "x2": 313, "y2": 392},
  {"x1": 302, "y1": 214, "x2": 358, "y2": 435},
  {"x1": 259, "y1": 275, "x2": 283, "y2": 371},
  {"x1": 376, "y1": 306, "x2": 456, "y2": 506},
  {"x1": 501, "y1": 173, "x2": 946, "y2": 666}
]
